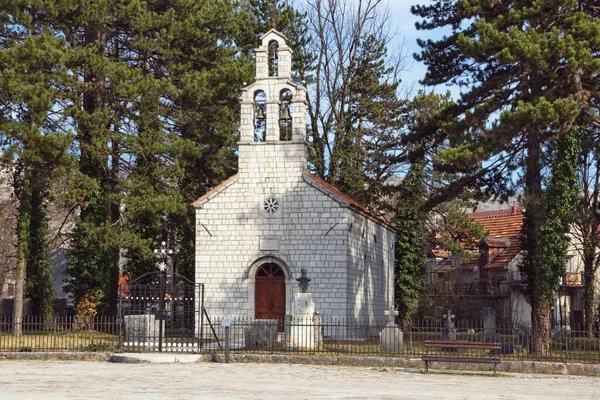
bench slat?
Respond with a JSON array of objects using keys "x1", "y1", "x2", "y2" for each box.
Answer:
[
  {"x1": 424, "y1": 340, "x2": 501, "y2": 350},
  {"x1": 422, "y1": 356, "x2": 500, "y2": 364}
]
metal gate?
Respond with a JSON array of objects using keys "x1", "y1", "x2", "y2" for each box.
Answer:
[{"x1": 118, "y1": 272, "x2": 205, "y2": 352}]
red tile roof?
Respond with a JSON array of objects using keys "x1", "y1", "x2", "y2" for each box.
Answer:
[
  {"x1": 434, "y1": 207, "x2": 524, "y2": 271},
  {"x1": 191, "y1": 174, "x2": 238, "y2": 207},
  {"x1": 471, "y1": 212, "x2": 524, "y2": 239},
  {"x1": 190, "y1": 172, "x2": 393, "y2": 229},
  {"x1": 304, "y1": 173, "x2": 394, "y2": 229}
]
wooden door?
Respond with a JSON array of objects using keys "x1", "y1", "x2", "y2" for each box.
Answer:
[{"x1": 255, "y1": 263, "x2": 286, "y2": 327}]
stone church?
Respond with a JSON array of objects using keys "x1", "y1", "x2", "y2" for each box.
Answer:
[{"x1": 193, "y1": 29, "x2": 395, "y2": 324}]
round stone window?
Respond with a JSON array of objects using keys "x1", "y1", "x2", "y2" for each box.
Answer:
[{"x1": 262, "y1": 196, "x2": 281, "y2": 217}]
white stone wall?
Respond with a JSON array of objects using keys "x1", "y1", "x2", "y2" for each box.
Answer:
[
  {"x1": 194, "y1": 29, "x2": 394, "y2": 325},
  {"x1": 346, "y1": 210, "x2": 395, "y2": 322},
  {"x1": 196, "y1": 142, "x2": 353, "y2": 319}
]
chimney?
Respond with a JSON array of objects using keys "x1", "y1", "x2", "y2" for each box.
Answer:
[
  {"x1": 479, "y1": 243, "x2": 489, "y2": 268},
  {"x1": 512, "y1": 200, "x2": 518, "y2": 214}
]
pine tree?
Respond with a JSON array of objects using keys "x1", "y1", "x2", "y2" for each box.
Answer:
[
  {"x1": 573, "y1": 125, "x2": 600, "y2": 337},
  {"x1": 521, "y1": 129, "x2": 581, "y2": 354},
  {"x1": 301, "y1": 0, "x2": 408, "y2": 210},
  {"x1": 64, "y1": 0, "x2": 130, "y2": 313},
  {"x1": 337, "y1": 34, "x2": 405, "y2": 209},
  {"x1": 0, "y1": 5, "x2": 72, "y2": 331},
  {"x1": 412, "y1": 0, "x2": 600, "y2": 354}
]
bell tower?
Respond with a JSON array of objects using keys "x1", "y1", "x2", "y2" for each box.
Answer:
[{"x1": 238, "y1": 29, "x2": 308, "y2": 181}]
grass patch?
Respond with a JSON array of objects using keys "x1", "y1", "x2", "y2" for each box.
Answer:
[{"x1": 0, "y1": 330, "x2": 118, "y2": 352}]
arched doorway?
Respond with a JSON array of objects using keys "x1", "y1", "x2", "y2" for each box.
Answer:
[{"x1": 255, "y1": 263, "x2": 286, "y2": 327}]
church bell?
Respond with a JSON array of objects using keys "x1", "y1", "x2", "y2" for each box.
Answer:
[
  {"x1": 269, "y1": 45, "x2": 277, "y2": 61},
  {"x1": 280, "y1": 104, "x2": 291, "y2": 121},
  {"x1": 256, "y1": 107, "x2": 265, "y2": 119}
]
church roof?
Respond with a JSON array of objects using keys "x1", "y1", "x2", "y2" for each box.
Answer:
[
  {"x1": 260, "y1": 28, "x2": 289, "y2": 41},
  {"x1": 191, "y1": 172, "x2": 394, "y2": 229},
  {"x1": 304, "y1": 173, "x2": 394, "y2": 230},
  {"x1": 191, "y1": 174, "x2": 239, "y2": 207}
]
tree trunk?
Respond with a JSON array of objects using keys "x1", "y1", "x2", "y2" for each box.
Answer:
[
  {"x1": 531, "y1": 299, "x2": 552, "y2": 357},
  {"x1": 12, "y1": 169, "x2": 32, "y2": 337},
  {"x1": 584, "y1": 265, "x2": 595, "y2": 338},
  {"x1": 107, "y1": 123, "x2": 121, "y2": 316},
  {"x1": 12, "y1": 259, "x2": 25, "y2": 336}
]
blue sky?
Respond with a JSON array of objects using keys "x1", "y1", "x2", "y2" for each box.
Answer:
[
  {"x1": 291, "y1": 0, "x2": 455, "y2": 95},
  {"x1": 387, "y1": 1, "x2": 457, "y2": 95},
  {"x1": 388, "y1": 1, "x2": 427, "y2": 86}
]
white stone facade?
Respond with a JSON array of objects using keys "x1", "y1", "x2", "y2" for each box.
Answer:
[{"x1": 193, "y1": 30, "x2": 395, "y2": 322}]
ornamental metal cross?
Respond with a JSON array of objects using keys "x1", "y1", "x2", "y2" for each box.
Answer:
[{"x1": 384, "y1": 306, "x2": 399, "y2": 324}]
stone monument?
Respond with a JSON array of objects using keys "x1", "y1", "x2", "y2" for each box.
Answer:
[
  {"x1": 443, "y1": 310, "x2": 457, "y2": 341},
  {"x1": 481, "y1": 307, "x2": 497, "y2": 341},
  {"x1": 244, "y1": 319, "x2": 278, "y2": 350},
  {"x1": 379, "y1": 306, "x2": 403, "y2": 353},
  {"x1": 123, "y1": 314, "x2": 165, "y2": 345},
  {"x1": 289, "y1": 266, "x2": 323, "y2": 350}
]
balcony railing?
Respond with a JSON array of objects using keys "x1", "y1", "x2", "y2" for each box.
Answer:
[
  {"x1": 425, "y1": 280, "x2": 510, "y2": 296},
  {"x1": 562, "y1": 272, "x2": 582, "y2": 286}
]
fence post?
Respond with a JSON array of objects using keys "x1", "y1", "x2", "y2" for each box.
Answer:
[{"x1": 222, "y1": 317, "x2": 232, "y2": 363}]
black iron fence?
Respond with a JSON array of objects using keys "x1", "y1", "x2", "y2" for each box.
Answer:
[
  {"x1": 0, "y1": 315, "x2": 119, "y2": 352},
  {"x1": 207, "y1": 317, "x2": 600, "y2": 363},
  {"x1": 1, "y1": 314, "x2": 600, "y2": 363}
]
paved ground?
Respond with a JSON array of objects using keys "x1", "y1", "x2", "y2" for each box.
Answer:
[{"x1": 1, "y1": 360, "x2": 599, "y2": 399}]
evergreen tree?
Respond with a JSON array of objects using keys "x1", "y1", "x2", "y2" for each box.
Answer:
[
  {"x1": 394, "y1": 155, "x2": 427, "y2": 321},
  {"x1": 0, "y1": 5, "x2": 72, "y2": 331},
  {"x1": 301, "y1": 0, "x2": 408, "y2": 210},
  {"x1": 337, "y1": 34, "x2": 405, "y2": 209},
  {"x1": 573, "y1": 125, "x2": 600, "y2": 337},
  {"x1": 64, "y1": 0, "x2": 131, "y2": 312},
  {"x1": 521, "y1": 129, "x2": 581, "y2": 354},
  {"x1": 412, "y1": 0, "x2": 600, "y2": 354}
]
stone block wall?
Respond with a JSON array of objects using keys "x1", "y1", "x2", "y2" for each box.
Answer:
[
  {"x1": 195, "y1": 141, "x2": 351, "y2": 320},
  {"x1": 346, "y1": 210, "x2": 395, "y2": 322}
]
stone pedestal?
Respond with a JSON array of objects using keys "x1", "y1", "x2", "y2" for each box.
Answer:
[
  {"x1": 123, "y1": 315, "x2": 165, "y2": 344},
  {"x1": 289, "y1": 293, "x2": 323, "y2": 350},
  {"x1": 244, "y1": 319, "x2": 278, "y2": 350},
  {"x1": 380, "y1": 321, "x2": 403, "y2": 353}
]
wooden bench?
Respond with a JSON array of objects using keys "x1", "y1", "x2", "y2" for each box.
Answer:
[{"x1": 422, "y1": 340, "x2": 502, "y2": 375}]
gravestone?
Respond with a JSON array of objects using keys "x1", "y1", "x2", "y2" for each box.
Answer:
[
  {"x1": 123, "y1": 314, "x2": 165, "y2": 344},
  {"x1": 379, "y1": 306, "x2": 403, "y2": 353},
  {"x1": 481, "y1": 307, "x2": 497, "y2": 341},
  {"x1": 443, "y1": 310, "x2": 456, "y2": 341},
  {"x1": 244, "y1": 319, "x2": 278, "y2": 350}
]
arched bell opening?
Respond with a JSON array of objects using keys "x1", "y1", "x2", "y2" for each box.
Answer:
[
  {"x1": 268, "y1": 40, "x2": 279, "y2": 77},
  {"x1": 279, "y1": 89, "x2": 293, "y2": 141},
  {"x1": 254, "y1": 90, "x2": 267, "y2": 142}
]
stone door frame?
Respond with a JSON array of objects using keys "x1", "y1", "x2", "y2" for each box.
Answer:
[{"x1": 246, "y1": 255, "x2": 293, "y2": 319}]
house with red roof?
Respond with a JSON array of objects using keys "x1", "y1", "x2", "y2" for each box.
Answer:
[
  {"x1": 426, "y1": 204, "x2": 585, "y2": 329},
  {"x1": 192, "y1": 30, "x2": 395, "y2": 324}
]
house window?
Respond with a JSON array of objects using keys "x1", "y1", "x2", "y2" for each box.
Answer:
[
  {"x1": 451, "y1": 253, "x2": 462, "y2": 268},
  {"x1": 565, "y1": 255, "x2": 575, "y2": 273},
  {"x1": 427, "y1": 258, "x2": 437, "y2": 270}
]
